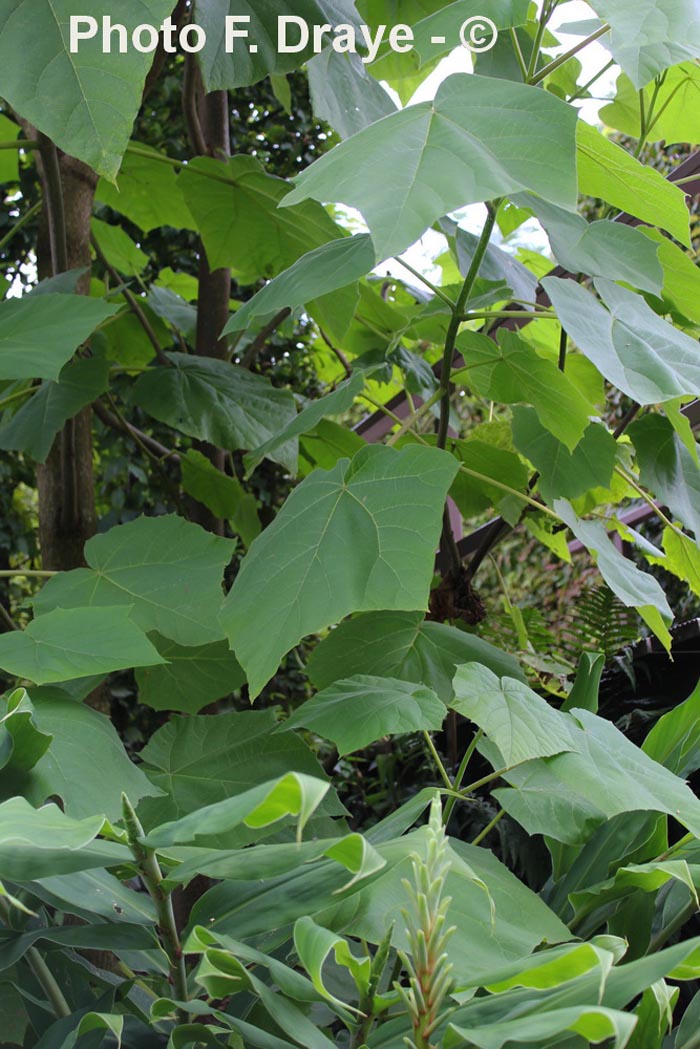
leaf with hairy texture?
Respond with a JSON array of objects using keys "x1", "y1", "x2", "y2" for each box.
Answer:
[
  {"x1": 284, "y1": 73, "x2": 578, "y2": 259},
  {"x1": 33, "y1": 515, "x2": 234, "y2": 647},
  {"x1": 282, "y1": 675, "x2": 447, "y2": 754},
  {"x1": 0, "y1": 606, "x2": 165, "y2": 685},
  {"x1": 221, "y1": 445, "x2": 459, "y2": 697},
  {"x1": 135, "y1": 634, "x2": 245, "y2": 715},
  {"x1": 0, "y1": 294, "x2": 118, "y2": 381},
  {"x1": 450, "y1": 664, "x2": 578, "y2": 766},
  {"x1": 0, "y1": 1, "x2": 176, "y2": 179},
  {"x1": 629, "y1": 414, "x2": 700, "y2": 538},
  {"x1": 544, "y1": 277, "x2": 700, "y2": 405},
  {"x1": 576, "y1": 121, "x2": 690, "y2": 244},
  {"x1": 180, "y1": 450, "x2": 260, "y2": 548},
  {"x1": 512, "y1": 409, "x2": 617, "y2": 504},
  {"x1": 0, "y1": 689, "x2": 51, "y2": 773},
  {"x1": 307, "y1": 610, "x2": 525, "y2": 700},
  {"x1": 132, "y1": 353, "x2": 298, "y2": 471},
  {"x1": 307, "y1": 50, "x2": 396, "y2": 138},
  {"x1": 225, "y1": 236, "x2": 376, "y2": 337},
  {"x1": 243, "y1": 373, "x2": 365, "y2": 476},
  {"x1": 455, "y1": 330, "x2": 592, "y2": 451},
  {"x1": 588, "y1": 0, "x2": 700, "y2": 87},
  {"x1": 179, "y1": 155, "x2": 344, "y2": 283},
  {"x1": 96, "y1": 144, "x2": 195, "y2": 232},
  {"x1": 0, "y1": 355, "x2": 109, "y2": 463}
]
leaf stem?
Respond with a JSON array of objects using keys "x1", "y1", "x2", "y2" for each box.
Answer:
[
  {"x1": 509, "y1": 28, "x2": 528, "y2": 80},
  {"x1": 0, "y1": 139, "x2": 40, "y2": 151},
  {"x1": 422, "y1": 731, "x2": 453, "y2": 791},
  {"x1": 613, "y1": 466, "x2": 685, "y2": 537},
  {"x1": 0, "y1": 385, "x2": 37, "y2": 412},
  {"x1": 395, "y1": 257, "x2": 456, "y2": 309},
  {"x1": 457, "y1": 310, "x2": 557, "y2": 322},
  {"x1": 471, "y1": 809, "x2": 505, "y2": 846},
  {"x1": 443, "y1": 729, "x2": 483, "y2": 824},
  {"x1": 0, "y1": 896, "x2": 71, "y2": 1019},
  {"x1": 529, "y1": 24, "x2": 612, "y2": 86},
  {"x1": 0, "y1": 201, "x2": 42, "y2": 253},
  {"x1": 0, "y1": 569, "x2": 57, "y2": 578}
]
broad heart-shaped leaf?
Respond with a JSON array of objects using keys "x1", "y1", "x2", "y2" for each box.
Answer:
[
  {"x1": 601, "y1": 65, "x2": 700, "y2": 147},
  {"x1": 0, "y1": 294, "x2": 118, "y2": 381},
  {"x1": 284, "y1": 73, "x2": 578, "y2": 260},
  {"x1": 33, "y1": 515, "x2": 234, "y2": 648},
  {"x1": 307, "y1": 610, "x2": 525, "y2": 701},
  {"x1": 576, "y1": 121, "x2": 690, "y2": 245},
  {"x1": 0, "y1": 607, "x2": 164, "y2": 685},
  {"x1": 96, "y1": 144, "x2": 196, "y2": 233},
  {"x1": 643, "y1": 679, "x2": 700, "y2": 779},
  {"x1": 307, "y1": 49, "x2": 397, "y2": 139},
  {"x1": 588, "y1": 0, "x2": 700, "y2": 87},
  {"x1": 221, "y1": 445, "x2": 459, "y2": 698},
  {"x1": 629, "y1": 414, "x2": 700, "y2": 539},
  {"x1": 243, "y1": 373, "x2": 366, "y2": 476},
  {"x1": 196, "y1": 0, "x2": 361, "y2": 90},
  {"x1": 512, "y1": 409, "x2": 617, "y2": 504},
  {"x1": 455, "y1": 330, "x2": 592, "y2": 451},
  {"x1": 281, "y1": 675, "x2": 447, "y2": 755},
  {"x1": 513, "y1": 194, "x2": 663, "y2": 295},
  {"x1": 0, "y1": 355, "x2": 109, "y2": 463},
  {"x1": 544, "y1": 277, "x2": 700, "y2": 405},
  {"x1": 137, "y1": 709, "x2": 342, "y2": 836},
  {"x1": 555, "y1": 500, "x2": 673, "y2": 648},
  {"x1": 178, "y1": 155, "x2": 343, "y2": 283},
  {"x1": 135, "y1": 633, "x2": 245, "y2": 715},
  {"x1": 451, "y1": 664, "x2": 578, "y2": 767},
  {"x1": 0, "y1": 696, "x2": 161, "y2": 821},
  {"x1": 0, "y1": 689, "x2": 51, "y2": 773},
  {"x1": 0, "y1": 1, "x2": 175, "y2": 180},
  {"x1": 132, "y1": 353, "x2": 298, "y2": 472},
  {"x1": 180, "y1": 449, "x2": 261, "y2": 548},
  {"x1": 224, "y1": 236, "x2": 376, "y2": 338},
  {"x1": 0, "y1": 798, "x2": 129, "y2": 881},
  {"x1": 494, "y1": 708, "x2": 700, "y2": 846}
]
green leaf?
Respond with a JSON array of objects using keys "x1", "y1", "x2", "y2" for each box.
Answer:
[
  {"x1": 0, "y1": 695, "x2": 161, "y2": 820},
  {"x1": 60, "y1": 1013, "x2": 124, "y2": 1049},
  {"x1": 0, "y1": 294, "x2": 118, "y2": 381},
  {"x1": 569, "y1": 860, "x2": 698, "y2": 928},
  {"x1": 446, "y1": 1005, "x2": 635, "y2": 1049},
  {"x1": 282, "y1": 674, "x2": 447, "y2": 754},
  {"x1": 0, "y1": 798, "x2": 129, "y2": 880},
  {"x1": 307, "y1": 610, "x2": 525, "y2": 700},
  {"x1": 180, "y1": 450, "x2": 261, "y2": 548},
  {"x1": 450, "y1": 663, "x2": 578, "y2": 766},
  {"x1": 91, "y1": 218, "x2": 148, "y2": 276},
  {"x1": 243, "y1": 373, "x2": 365, "y2": 476},
  {"x1": 650, "y1": 526, "x2": 700, "y2": 597},
  {"x1": 96, "y1": 143, "x2": 195, "y2": 232},
  {"x1": 641, "y1": 228, "x2": 700, "y2": 325},
  {"x1": 225, "y1": 236, "x2": 375, "y2": 337},
  {"x1": 0, "y1": 922, "x2": 155, "y2": 974},
  {"x1": 148, "y1": 286, "x2": 198, "y2": 341},
  {"x1": 601, "y1": 66, "x2": 700, "y2": 146},
  {"x1": 0, "y1": 355, "x2": 110, "y2": 463},
  {"x1": 132, "y1": 353, "x2": 298, "y2": 471},
  {"x1": 588, "y1": 0, "x2": 700, "y2": 87},
  {"x1": 0, "y1": 113, "x2": 19, "y2": 184},
  {"x1": 221, "y1": 445, "x2": 459, "y2": 697},
  {"x1": 0, "y1": 689, "x2": 52, "y2": 773},
  {"x1": 178, "y1": 155, "x2": 343, "y2": 283},
  {"x1": 33, "y1": 515, "x2": 234, "y2": 647},
  {"x1": 0, "y1": 1, "x2": 176, "y2": 179},
  {"x1": 544, "y1": 277, "x2": 700, "y2": 404},
  {"x1": 135, "y1": 633, "x2": 245, "y2": 715},
  {"x1": 629, "y1": 414, "x2": 700, "y2": 538},
  {"x1": 0, "y1": 606, "x2": 165, "y2": 685},
  {"x1": 447, "y1": 433, "x2": 530, "y2": 524},
  {"x1": 576, "y1": 121, "x2": 690, "y2": 244},
  {"x1": 494, "y1": 708, "x2": 700, "y2": 845},
  {"x1": 137, "y1": 709, "x2": 340, "y2": 835},
  {"x1": 561, "y1": 652, "x2": 605, "y2": 714},
  {"x1": 284, "y1": 73, "x2": 578, "y2": 259},
  {"x1": 445, "y1": 219, "x2": 537, "y2": 304},
  {"x1": 643, "y1": 679, "x2": 700, "y2": 778},
  {"x1": 33, "y1": 867, "x2": 157, "y2": 925},
  {"x1": 294, "y1": 916, "x2": 370, "y2": 1009},
  {"x1": 512, "y1": 409, "x2": 617, "y2": 504},
  {"x1": 455, "y1": 329, "x2": 592, "y2": 451},
  {"x1": 307, "y1": 50, "x2": 397, "y2": 139}
]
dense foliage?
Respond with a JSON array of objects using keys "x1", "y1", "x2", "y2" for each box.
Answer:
[{"x1": 1, "y1": 2, "x2": 700, "y2": 1046}]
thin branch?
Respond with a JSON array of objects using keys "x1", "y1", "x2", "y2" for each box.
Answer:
[
  {"x1": 93, "y1": 400, "x2": 180, "y2": 463},
  {"x1": 241, "y1": 307, "x2": 292, "y2": 369},
  {"x1": 471, "y1": 809, "x2": 505, "y2": 846},
  {"x1": 394, "y1": 257, "x2": 456, "y2": 309},
  {"x1": 319, "y1": 328, "x2": 352, "y2": 378},
  {"x1": 38, "y1": 136, "x2": 68, "y2": 274},
  {"x1": 0, "y1": 569, "x2": 57, "y2": 578},
  {"x1": 0, "y1": 139, "x2": 40, "y2": 151},
  {"x1": 529, "y1": 24, "x2": 612, "y2": 86},
  {"x1": 0, "y1": 201, "x2": 42, "y2": 253}
]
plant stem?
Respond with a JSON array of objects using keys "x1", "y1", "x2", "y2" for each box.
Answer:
[
  {"x1": 614, "y1": 466, "x2": 684, "y2": 537},
  {"x1": 457, "y1": 463, "x2": 559, "y2": 519},
  {"x1": 0, "y1": 201, "x2": 42, "y2": 253},
  {"x1": 0, "y1": 139, "x2": 40, "y2": 151},
  {"x1": 443, "y1": 730, "x2": 483, "y2": 824},
  {"x1": 509, "y1": 28, "x2": 528, "y2": 80},
  {"x1": 461, "y1": 764, "x2": 517, "y2": 795},
  {"x1": 437, "y1": 204, "x2": 498, "y2": 450},
  {"x1": 422, "y1": 731, "x2": 453, "y2": 791},
  {"x1": 529, "y1": 24, "x2": 611, "y2": 86},
  {"x1": 395, "y1": 257, "x2": 456, "y2": 309},
  {"x1": 568, "y1": 58, "x2": 615, "y2": 103},
  {"x1": 0, "y1": 569, "x2": 57, "y2": 578},
  {"x1": 0, "y1": 897, "x2": 71, "y2": 1019},
  {"x1": 471, "y1": 809, "x2": 505, "y2": 846},
  {"x1": 0, "y1": 385, "x2": 37, "y2": 412},
  {"x1": 387, "y1": 389, "x2": 443, "y2": 446},
  {"x1": 457, "y1": 310, "x2": 557, "y2": 322}
]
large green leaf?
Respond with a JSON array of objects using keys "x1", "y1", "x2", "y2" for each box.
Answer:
[
  {"x1": 180, "y1": 450, "x2": 261, "y2": 548},
  {"x1": 0, "y1": 696, "x2": 161, "y2": 820},
  {"x1": 0, "y1": 606, "x2": 164, "y2": 685},
  {"x1": 307, "y1": 50, "x2": 396, "y2": 139},
  {"x1": 0, "y1": 923, "x2": 155, "y2": 973},
  {"x1": 0, "y1": 294, "x2": 118, "y2": 381},
  {"x1": 629, "y1": 414, "x2": 700, "y2": 538},
  {"x1": 132, "y1": 353, "x2": 298, "y2": 471},
  {"x1": 33, "y1": 867, "x2": 156, "y2": 925},
  {"x1": 450, "y1": 663, "x2": 578, "y2": 766},
  {"x1": 446, "y1": 1005, "x2": 635, "y2": 1049},
  {"x1": 494, "y1": 708, "x2": 700, "y2": 845},
  {"x1": 601, "y1": 65, "x2": 700, "y2": 146},
  {"x1": 91, "y1": 217, "x2": 148, "y2": 276},
  {"x1": 0, "y1": 689, "x2": 52, "y2": 774},
  {"x1": 588, "y1": 0, "x2": 700, "y2": 87},
  {"x1": 544, "y1": 277, "x2": 700, "y2": 404},
  {"x1": 135, "y1": 633, "x2": 245, "y2": 715},
  {"x1": 178, "y1": 155, "x2": 343, "y2": 283},
  {"x1": 0, "y1": 0, "x2": 175, "y2": 179},
  {"x1": 576, "y1": 121, "x2": 690, "y2": 244},
  {"x1": 446, "y1": 220, "x2": 538, "y2": 304},
  {"x1": 512, "y1": 409, "x2": 617, "y2": 504},
  {"x1": 643, "y1": 680, "x2": 700, "y2": 778},
  {"x1": 284, "y1": 73, "x2": 578, "y2": 259},
  {"x1": 33, "y1": 515, "x2": 234, "y2": 647},
  {"x1": 221, "y1": 445, "x2": 459, "y2": 697},
  {"x1": 96, "y1": 144, "x2": 195, "y2": 232},
  {"x1": 642, "y1": 228, "x2": 700, "y2": 325},
  {"x1": 0, "y1": 355, "x2": 109, "y2": 463},
  {"x1": 282, "y1": 675, "x2": 447, "y2": 754},
  {"x1": 455, "y1": 330, "x2": 592, "y2": 451},
  {"x1": 0, "y1": 113, "x2": 19, "y2": 184}
]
